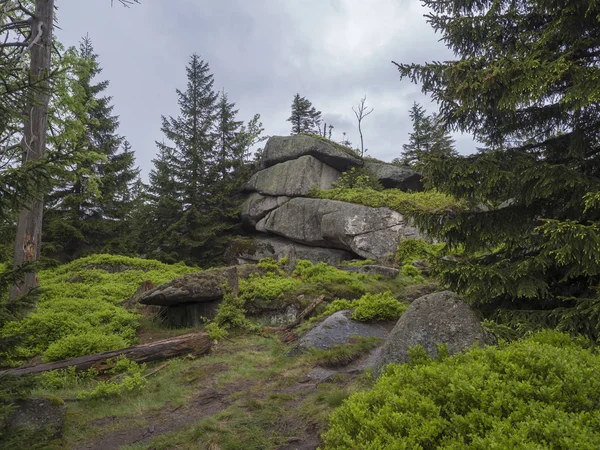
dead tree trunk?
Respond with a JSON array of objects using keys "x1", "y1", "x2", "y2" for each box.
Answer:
[
  {"x1": 10, "y1": 0, "x2": 55, "y2": 301},
  {"x1": 1, "y1": 332, "x2": 211, "y2": 377}
]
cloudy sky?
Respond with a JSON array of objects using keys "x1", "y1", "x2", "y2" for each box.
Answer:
[{"x1": 55, "y1": 0, "x2": 476, "y2": 178}]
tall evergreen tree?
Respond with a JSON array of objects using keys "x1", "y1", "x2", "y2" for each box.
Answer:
[
  {"x1": 394, "y1": 0, "x2": 600, "y2": 337},
  {"x1": 399, "y1": 102, "x2": 456, "y2": 167},
  {"x1": 146, "y1": 54, "x2": 219, "y2": 264},
  {"x1": 43, "y1": 36, "x2": 139, "y2": 260},
  {"x1": 287, "y1": 94, "x2": 322, "y2": 134}
]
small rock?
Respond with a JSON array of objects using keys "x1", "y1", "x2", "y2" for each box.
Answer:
[{"x1": 293, "y1": 310, "x2": 389, "y2": 354}]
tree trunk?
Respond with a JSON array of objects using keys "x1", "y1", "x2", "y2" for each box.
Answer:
[
  {"x1": 10, "y1": 0, "x2": 55, "y2": 301},
  {"x1": 1, "y1": 332, "x2": 211, "y2": 376}
]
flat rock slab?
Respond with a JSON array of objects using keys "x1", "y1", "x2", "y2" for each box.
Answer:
[
  {"x1": 244, "y1": 155, "x2": 340, "y2": 197},
  {"x1": 257, "y1": 197, "x2": 418, "y2": 260},
  {"x1": 373, "y1": 291, "x2": 497, "y2": 377},
  {"x1": 293, "y1": 310, "x2": 389, "y2": 353},
  {"x1": 261, "y1": 135, "x2": 361, "y2": 171},
  {"x1": 6, "y1": 398, "x2": 66, "y2": 441},
  {"x1": 241, "y1": 193, "x2": 291, "y2": 227},
  {"x1": 140, "y1": 266, "x2": 258, "y2": 307}
]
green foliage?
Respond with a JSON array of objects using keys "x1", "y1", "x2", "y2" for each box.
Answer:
[
  {"x1": 256, "y1": 257, "x2": 282, "y2": 274},
  {"x1": 287, "y1": 94, "x2": 321, "y2": 135},
  {"x1": 77, "y1": 360, "x2": 147, "y2": 401},
  {"x1": 398, "y1": 102, "x2": 457, "y2": 168},
  {"x1": 323, "y1": 331, "x2": 600, "y2": 449},
  {"x1": 351, "y1": 292, "x2": 408, "y2": 321},
  {"x1": 38, "y1": 366, "x2": 99, "y2": 391},
  {"x1": 332, "y1": 167, "x2": 382, "y2": 191},
  {"x1": 213, "y1": 293, "x2": 260, "y2": 333},
  {"x1": 321, "y1": 299, "x2": 353, "y2": 316},
  {"x1": 392, "y1": 0, "x2": 600, "y2": 338},
  {"x1": 309, "y1": 187, "x2": 464, "y2": 216},
  {"x1": 44, "y1": 36, "x2": 140, "y2": 261},
  {"x1": 309, "y1": 336, "x2": 383, "y2": 368},
  {"x1": 301, "y1": 133, "x2": 360, "y2": 158},
  {"x1": 0, "y1": 254, "x2": 196, "y2": 366},
  {"x1": 205, "y1": 322, "x2": 228, "y2": 341},
  {"x1": 43, "y1": 332, "x2": 128, "y2": 362},
  {"x1": 343, "y1": 259, "x2": 375, "y2": 267},
  {"x1": 400, "y1": 264, "x2": 425, "y2": 283},
  {"x1": 396, "y1": 238, "x2": 445, "y2": 265},
  {"x1": 239, "y1": 273, "x2": 302, "y2": 305}
]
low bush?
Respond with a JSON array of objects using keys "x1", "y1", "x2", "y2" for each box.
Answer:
[
  {"x1": 42, "y1": 332, "x2": 129, "y2": 362},
  {"x1": 213, "y1": 293, "x2": 260, "y2": 334},
  {"x1": 396, "y1": 238, "x2": 446, "y2": 266},
  {"x1": 239, "y1": 273, "x2": 302, "y2": 305},
  {"x1": 322, "y1": 330, "x2": 600, "y2": 449},
  {"x1": 309, "y1": 187, "x2": 464, "y2": 215},
  {"x1": 332, "y1": 167, "x2": 382, "y2": 191},
  {"x1": 0, "y1": 254, "x2": 196, "y2": 366},
  {"x1": 292, "y1": 260, "x2": 366, "y2": 298},
  {"x1": 351, "y1": 292, "x2": 408, "y2": 321}
]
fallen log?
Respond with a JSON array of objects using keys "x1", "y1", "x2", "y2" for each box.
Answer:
[{"x1": 1, "y1": 332, "x2": 211, "y2": 377}]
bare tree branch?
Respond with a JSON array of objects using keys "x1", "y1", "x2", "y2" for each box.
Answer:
[{"x1": 353, "y1": 96, "x2": 374, "y2": 158}]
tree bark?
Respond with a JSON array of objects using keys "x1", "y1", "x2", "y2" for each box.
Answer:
[
  {"x1": 10, "y1": 0, "x2": 55, "y2": 301},
  {"x1": 1, "y1": 332, "x2": 212, "y2": 376}
]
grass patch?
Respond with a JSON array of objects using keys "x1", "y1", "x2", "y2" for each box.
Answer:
[{"x1": 309, "y1": 186, "x2": 464, "y2": 215}]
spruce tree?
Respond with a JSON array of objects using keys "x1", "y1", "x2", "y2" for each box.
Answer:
[
  {"x1": 147, "y1": 54, "x2": 219, "y2": 264},
  {"x1": 287, "y1": 94, "x2": 322, "y2": 134},
  {"x1": 399, "y1": 102, "x2": 456, "y2": 167},
  {"x1": 44, "y1": 36, "x2": 139, "y2": 260},
  {"x1": 394, "y1": 0, "x2": 600, "y2": 337}
]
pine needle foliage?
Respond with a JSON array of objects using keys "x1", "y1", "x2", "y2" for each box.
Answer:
[{"x1": 394, "y1": 0, "x2": 600, "y2": 337}]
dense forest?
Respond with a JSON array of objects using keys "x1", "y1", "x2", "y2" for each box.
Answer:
[{"x1": 2, "y1": 0, "x2": 600, "y2": 448}]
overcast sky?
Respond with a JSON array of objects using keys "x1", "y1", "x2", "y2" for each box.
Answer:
[{"x1": 55, "y1": 0, "x2": 476, "y2": 178}]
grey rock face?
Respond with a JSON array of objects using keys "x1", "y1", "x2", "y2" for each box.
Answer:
[
  {"x1": 257, "y1": 197, "x2": 418, "y2": 260},
  {"x1": 6, "y1": 398, "x2": 67, "y2": 440},
  {"x1": 241, "y1": 193, "x2": 290, "y2": 227},
  {"x1": 365, "y1": 161, "x2": 423, "y2": 192},
  {"x1": 235, "y1": 235, "x2": 354, "y2": 266},
  {"x1": 294, "y1": 310, "x2": 389, "y2": 353},
  {"x1": 373, "y1": 291, "x2": 497, "y2": 377},
  {"x1": 261, "y1": 135, "x2": 361, "y2": 171},
  {"x1": 244, "y1": 155, "x2": 340, "y2": 197}
]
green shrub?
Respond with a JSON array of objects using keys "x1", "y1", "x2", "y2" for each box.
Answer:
[
  {"x1": 400, "y1": 264, "x2": 425, "y2": 284},
  {"x1": 256, "y1": 257, "x2": 281, "y2": 274},
  {"x1": 332, "y1": 167, "x2": 382, "y2": 191},
  {"x1": 205, "y1": 322, "x2": 228, "y2": 341},
  {"x1": 322, "y1": 331, "x2": 600, "y2": 449},
  {"x1": 213, "y1": 293, "x2": 259, "y2": 333},
  {"x1": 396, "y1": 238, "x2": 446, "y2": 265},
  {"x1": 344, "y1": 259, "x2": 375, "y2": 267},
  {"x1": 77, "y1": 360, "x2": 147, "y2": 401},
  {"x1": 321, "y1": 299, "x2": 353, "y2": 316},
  {"x1": 38, "y1": 366, "x2": 98, "y2": 390},
  {"x1": 292, "y1": 260, "x2": 366, "y2": 297},
  {"x1": 0, "y1": 254, "x2": 196, "y2": 365},
  {"x1": 239, "y1": 273, "x2": 301, "y2": 305},
  {"x1": 309, "y1": 187, "x2": 464, "y2": 215},
  {"x1": 42, "y1": 332, "x2": 128, "y2": 362},
  {"x1": 351, "y1": 292, "x2": 407, "y2": 321}
]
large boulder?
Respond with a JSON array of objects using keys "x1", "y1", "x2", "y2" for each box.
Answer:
[
  {"x1": 233, "y1": 235, "x2": 354, "y2": 266},
  {"x1": 365, "y1": 161, "x2": 423, "y2": 192},
  {"x1": 241, "y1": 193, "x2": 290, "y2": 227},
  {"x1": 373, "y1": 291, "x2": 497, "y2": 377},
  {"x1": 293, "y1": 310, "x2": 389, "y2": 353},
  {"x1": 244, "y1": 155, "x2": 340, "y2": 197},
  {"x1": 256, "y1": 197, "x2": 418, "y2": 260},
  {"x1": 261, "y1": 135, "x2": 361, "y2": 171}
]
